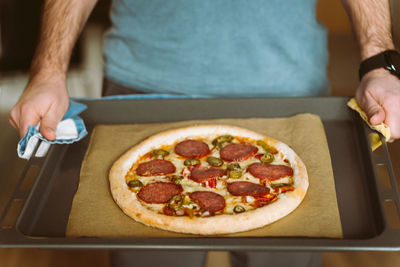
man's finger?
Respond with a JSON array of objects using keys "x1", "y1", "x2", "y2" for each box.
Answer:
[
  {"x1": 9, "y1": 104, "x2": 22, "y2": 130},
  {"x1": 8, "y1": 112, "x2": 18, "y2": 129},
  {"x1": 369, "y1": 109, "x2": 385, "y2": 125},
  {"x1": 19, "y1": 110, "x2": 41, "y2": 138},
  {"x1": 362, "y1": 97, "x2": 386, "y2": 125},
  {"x1": 39, "y1": 119, "x2": 58, "y2": 141},
  {"x1": 39, "y1": 109, "x2": 64, "y2": 141}
]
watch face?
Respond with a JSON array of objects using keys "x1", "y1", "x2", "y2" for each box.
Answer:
[{"x1": 385, "y1": 50, "x2": 400, "y2": 76}]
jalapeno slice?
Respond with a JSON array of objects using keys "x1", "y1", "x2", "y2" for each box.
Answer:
[
  {"x1": 207, "y1": 156, "x2": 223, "y2": 167},
  {"x1": 152, "y1": 149, "x2": 169, "y2": 158},
  {"x1": 212, "y1": 135, "x2": 234, "y2": 146},
  {"x1": 184, "y1": 158, "x2": 200, "y2": 166},
  {"x1": 257, "y1": 140, "x2": 273, "y2": 153},
  {"x1": 228, "y1": 170, "x2": 242, "y2": 179},
  {"x1": 227, "y1": 163, "x2": 241, "y2": 171},
  {"x1": 127, "y1": 179, "x2": 143, "y2": 189},
  {"x1": 168, "y1": 195, "x2": 184, "y2": 211},
  {"x1": 271, "y1": 183, "x2": 293, "y2": 188},
  {"x1": 233, "y1": 205, "x2": 246, "y2": 213},
  {"x1": 171, "y1": 175, "x2": 184, "y2": 184},
  {"x1": 182, "y1": 194, "x2": 194, "y2": 206},
  {"x1": 212, "y1": 135, "x2": 234, "y2": 149},
  {"x1": 260, "y1": 152, "x2": 274, "y2": 163}
]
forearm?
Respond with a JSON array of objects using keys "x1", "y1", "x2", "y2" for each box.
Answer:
[
  {"x1": 30, "y1": 0, "x2": 98, "y2": 81},
  {"x1": 341, "y1": 0, "x2": 395, "y2": 60}
]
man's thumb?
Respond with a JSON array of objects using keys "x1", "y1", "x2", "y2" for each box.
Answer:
[
  {"x1": 366, "y1": 101, "x2": 385, "y2": 125},
  {"x1": 39, "y1": 114, "x2": 61, "y2": 141}
]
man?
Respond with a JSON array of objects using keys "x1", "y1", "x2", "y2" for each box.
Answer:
[
  {"x1": 8, "y1": 0, "x2": 400, "y2": 266},
  {"x1": 8, "y1": 0, "x2": 400, "y2": 141}
]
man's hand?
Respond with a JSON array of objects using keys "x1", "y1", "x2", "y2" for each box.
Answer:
[
  {"x1": 355, "y1": 69, "x2": 400, "y2": 140},
  {"x1": 9, "y1": 77, "x2": 69, "y2": 141},
  {"x1": 8, "y1": 0, "x2": 97, "y2": 141}
]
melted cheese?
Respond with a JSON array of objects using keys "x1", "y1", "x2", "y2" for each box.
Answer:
[{"x1": 129, "y1": 136, "x2": 294, "y2": 216}]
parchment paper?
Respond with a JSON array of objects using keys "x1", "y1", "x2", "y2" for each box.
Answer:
[{"x1": 66, "y1": 114, "x2": 342, "y2": 238}]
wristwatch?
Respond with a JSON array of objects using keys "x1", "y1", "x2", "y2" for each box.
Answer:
[{"x1": 359, "y1": 50, "x2": 400, "y2": 80}]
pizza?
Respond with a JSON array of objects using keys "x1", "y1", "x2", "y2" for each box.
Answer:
[{"x1": 109, "y1": 125, "x2": 308, "y2": 235}]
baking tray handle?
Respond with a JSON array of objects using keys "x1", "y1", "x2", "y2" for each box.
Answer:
[
  {"x1": 377, "y1": 134, "x2": 400, "y2": 230},
  {"x1": 0, "y1": 142, "x2": 44, "y2": 232}
]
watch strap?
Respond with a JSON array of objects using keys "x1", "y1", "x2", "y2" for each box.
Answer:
[{"x1": 358, "y1": 50, "x2": 389, "y2": 80}]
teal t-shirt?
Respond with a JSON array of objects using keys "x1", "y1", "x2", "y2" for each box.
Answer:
[{"x1": 104, "y1": 0, "x2": 329, "y2": 97}]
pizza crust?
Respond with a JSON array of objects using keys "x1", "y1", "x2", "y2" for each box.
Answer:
[{"x1": 109, "y1": 125, "x2": 308, "y2": 235}]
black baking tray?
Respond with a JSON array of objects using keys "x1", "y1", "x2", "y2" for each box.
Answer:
[{"x1": 1, "y1": 97, "x2": 399, "y2": 250}]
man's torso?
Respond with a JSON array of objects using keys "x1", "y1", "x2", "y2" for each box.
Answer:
[{"x1": 103, "y1": 0, "x2": 329, "y2": 97}]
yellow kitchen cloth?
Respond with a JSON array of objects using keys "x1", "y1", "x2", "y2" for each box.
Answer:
[{"x1": 347, "y1": 97, "x2": 391, "y2": 151}]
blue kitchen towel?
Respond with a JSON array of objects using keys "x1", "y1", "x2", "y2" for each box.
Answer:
[{"x1": 17, "y1": 100, "x2": 88, "y2": 159}]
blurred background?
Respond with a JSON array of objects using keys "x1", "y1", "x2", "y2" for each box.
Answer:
[{"x1": 0, "y1": 0, "x2": 399, "y2": 266}]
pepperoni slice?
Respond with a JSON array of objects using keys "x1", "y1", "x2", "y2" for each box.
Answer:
[
  {"x1": 137, "y1": 182, "x2": 183, "y2": 204},
  {"x1": 136, "y1": 159, "x2": 176, "y2": 176},
  {"x1": 175, "y1": 140, "x2": 210, "y2": 158},
  {"x1": 247, "y1": 162, "x2": 293, "y2": 181},
  {"x1": 190, "y1": 165, "x2": 227, "y2": 183},
  {"x1": 220, "y1": 143, "x2": 258, "y2": 162},
  {"x1": 190, "y1": 191, "x2": 225, "y2": 212},
  {"x1": 227, "y1": 181, "x2": 270, "y2": 197}
]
